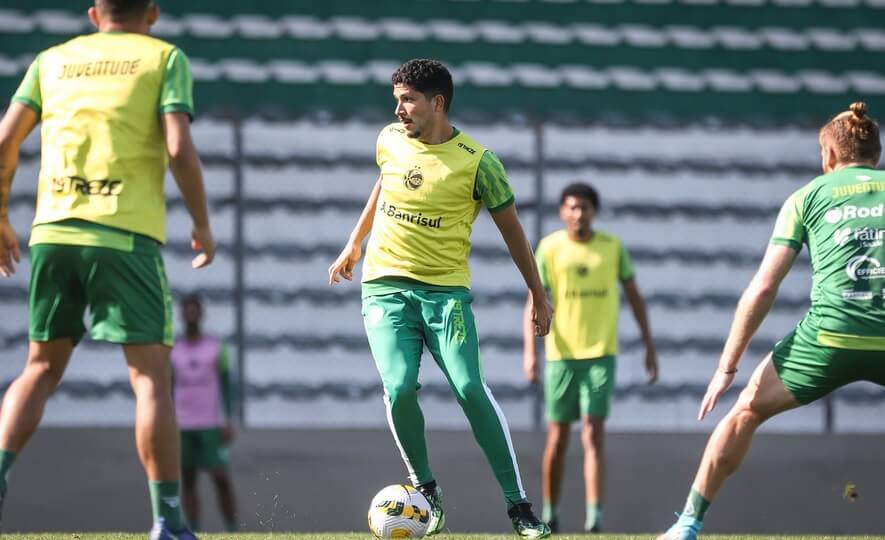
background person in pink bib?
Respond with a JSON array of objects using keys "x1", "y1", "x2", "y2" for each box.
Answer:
[{"x1": 171, "y1": 294, "x2": 238, "y2": 532}]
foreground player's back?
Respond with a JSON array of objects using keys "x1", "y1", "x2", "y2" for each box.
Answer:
[
  {"x1": 773, "y1": 165, "x2": 885, "y2": 342},
  {"x1": 21, "y1": 31, "x2": 190, "y2": 243}
]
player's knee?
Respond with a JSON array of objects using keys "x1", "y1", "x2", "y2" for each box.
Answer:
[
  {"x1": 385, "y1": 383, "x2": 418, "y2": 406},
  {"x1": 210, "y1": 470, "x2": 231, "y2": 490},
  {"x1": 732, "y1": 398, "x2": 765, "y2": 427},
  {"x1": 546, "y1": 429, "x2": 569, "y2": 454},
  {"x1": 581, "y1": 428, "x2": 603, "y2": 453},
  {"x1": 23, "y1": 358, "x2": 64, "y2": 388},
  {"x1": 452, "y1": 380, "x2": 486, "y2": 404}
]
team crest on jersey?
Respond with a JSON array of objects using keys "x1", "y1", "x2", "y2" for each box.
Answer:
[
  {"x1": 404, "y1": 166, "x2": 424, "y2": 191},
  {"x1": 575, "y1": 265, "x2": 589, "y2": 277}
]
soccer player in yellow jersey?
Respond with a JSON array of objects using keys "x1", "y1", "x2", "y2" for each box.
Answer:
[
  {"x1": 0, "y1": 1, "x2": 213, "y2": 538},
  {"x1": 524, "y1": 183, "x2": 658, "y2": 533},
  {"x1": 329, "y1": 59, "x2": 553, "y2": 538}
]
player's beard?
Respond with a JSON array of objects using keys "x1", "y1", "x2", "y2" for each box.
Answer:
[
  {"x1": 404, "y1": 123, "x2": 421, "y2": 139},
  {"x1": 400, "y1": 117, "x2": 421, "y2": 139}
]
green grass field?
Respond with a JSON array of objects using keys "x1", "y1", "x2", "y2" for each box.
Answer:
[{"x1": 4, "y1": 535, "x2": 885, "y2": 540}]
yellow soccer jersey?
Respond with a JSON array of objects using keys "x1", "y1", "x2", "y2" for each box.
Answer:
[
  {"x1": 536, "y1": 229, "x2": 635, "y2": 360},
  {"x1": 362, "y1": 124, "x2": 514, "y2": 289},
  {"x1": 12, "y1": 32, "x2": 194, "y2": 245}
]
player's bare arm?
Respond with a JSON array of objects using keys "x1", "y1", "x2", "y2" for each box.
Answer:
[
  {"x1": 163, "y1": 112, "x2": 215, "y2": 269},
  {"x1": 328, "y1": 177, "x2": 381, "y2": 284},
  {"x1": 491, "y1": 204, "x2": 552, "y2": 336},
  {"x1": 522, "y1": 293, "x2": 541, "y2": 383},
  {"x1": 698, "y1": 243, "x2": 797, "y2": 420},
  {"x1": 622, "y1": 279, "x2": 658, "y2": 384},
  {"x1": 0, "y1": 103, "x2": 38, "y2": 277}
]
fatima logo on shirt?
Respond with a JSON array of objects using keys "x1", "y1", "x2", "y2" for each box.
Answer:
[{"x1": 404, "y1": 166, "x2": 424, "y2": 191}]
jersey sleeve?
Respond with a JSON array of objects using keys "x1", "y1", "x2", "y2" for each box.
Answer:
[
  {"x1": 618, "y1": 241, "x2": 636, "y2": 281},
  {"x1": 770, "y1": 187, "x2": 808, "y2": 250},
  {"x1": 160, "y1": 48, "x2": 194, "y2": 117},
  {"x1": 11, "y1": 54, "x2": 43, "y2": 114},
  {"x1": 376, "y1": 128, "x2": 385, "y2": 168},
  {"x1": 474, "y1": 150, "x2": 515, "y2": 213},
  {"x1": 535, "y1": 239, "x2": 550, "y2": 290}
]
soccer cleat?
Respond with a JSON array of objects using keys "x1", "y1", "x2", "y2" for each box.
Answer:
[
  {"x1": 418, "y1": 484, "x2": 445, "y2": 536},
  {"x1": 508, "y1": 502, "x2": 552, "y2": 538},
  {"x1": 657, "y1": 513, "x2": 703, "y2": 540},
  {"x1": 149, "y1": 518, "x2": 200, "y2": 540},
  {"x1": 545, "y1": 516, "x2": 558, "y2": 534}
]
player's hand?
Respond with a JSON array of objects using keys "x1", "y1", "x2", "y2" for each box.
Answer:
[
  {"x1": 328, "y1": 241, "x2": 362, "y2": 285},
  {"x1": 523, "y1": 354, "x2": 539, "y2": 384},
  {"x1": 698, "y1": 369, "x2": 736, "y2": 421},
  {"x1": 529, "y1": 291, "x2": 553, "y2": 337},
  {"x1": 221, "y1": 422, "x2": 234, "y2": 445},
  {"x1": 645, "y1": 348, "x2": 659, "y2": 384},
  {"x1": 0, "y1": 218, "x2": 21, "y2": 278},
  {"x1": 190, "y1": 224, "x2": 216, "y2": 269}
]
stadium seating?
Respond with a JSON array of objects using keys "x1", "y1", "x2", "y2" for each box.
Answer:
[{"x1": 1, "y1": 0, "x2": 883, "y2": 431}]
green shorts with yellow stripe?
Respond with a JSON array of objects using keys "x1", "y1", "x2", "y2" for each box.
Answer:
[
  {"x1": 28, "y1": 220, "x2": 174, "y2": 346},
  {"x1": 772, "y1": 314, "x2": 885, "y2": 404},
  {"x1": 545, "y1": 356, "x2": 616, "y2": 422}
]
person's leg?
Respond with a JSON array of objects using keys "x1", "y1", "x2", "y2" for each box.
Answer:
[
  {"x1": 693, "y1": 356, "x2": 800, "y2": 501},
  {"x1": 541, "y1": 422, "x2": 570, "y2": 527},
  {"x1": 582, "y1": 356, "x2": 615, "y2": 532},
  {"x1": 181, "y1": 466, "x2": 199, "y2": 530},
  {"x1": 363, "y1": 293, "x2": 430, "y2": 486},
  {"x1": 421, "y1": 290, "x2": 549, "y2": 537},
  {"x1": 0, "y1": 243, "x2": 86, "y2": 503},
  {"x1": 581, "y1": 416, "x2": 605, "y2": 532},
  {"x1": 364, "y1": 292, "x2": 441, "y2": 533},
  {"x1": 0, "y1": 340, "x2": 74, "y2": 496},
  {"x1": 659, "y1": 355, "x2": 800, "y2": 540},
  {"x1": 125, "y1": 344, "x2": 185, "y2": 530},
  {"x1": 541, "y1": 359, "x2": 581, "y2": 527},
  {"x1": 208, "y1": 468, "x2": 238, "y2": 532},
  {"x1": 200, "y1": 429, "x2": 237, "y2": 532},
  {"x1": 421, "y1": 290, "x2": 526, "y2": 506}
]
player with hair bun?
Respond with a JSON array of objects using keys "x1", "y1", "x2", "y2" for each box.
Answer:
[{"x1": 660, "y1": 102, "x2": 883, "y2": 540}]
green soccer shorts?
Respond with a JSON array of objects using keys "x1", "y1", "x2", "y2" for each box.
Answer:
[
  {"x1": 772, "y1": 315, "x2": 885, "y2": 404},
  {"x1": 28, "y1": 240, "x2": 173, "y2": 346},
  {"x1": 180, "y1": 428, "x2": 229, "y2": 470},
  {"x1": 545, "y1": 356, "x2": 616, "y2": 422}
]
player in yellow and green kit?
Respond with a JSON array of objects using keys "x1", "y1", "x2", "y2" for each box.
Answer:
[
  {"x1": 659, "y1": 104, "x2": 885, "y2": 540},
  {"x1": 524, "y1": 182, "x2": 658, "y2": 533},
  {"x1": 328, "y1": 59, "x2": 553, "y2": 538},
  {"x1": 0, "y1": 2, "x2": 214, "y2": 538}
]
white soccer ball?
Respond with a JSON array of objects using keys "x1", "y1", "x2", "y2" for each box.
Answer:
[{"x1": 367, "y1": 484, "x2": 432, "y2": 538}]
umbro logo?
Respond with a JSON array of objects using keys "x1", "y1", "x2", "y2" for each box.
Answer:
[{"x1": 161, "y1": 496, "x2": 181, "y2": 509}]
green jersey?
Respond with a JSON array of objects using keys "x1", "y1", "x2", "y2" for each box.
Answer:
[{"x1": 771, "y1": 166, "x2": 885, "y2": 349}]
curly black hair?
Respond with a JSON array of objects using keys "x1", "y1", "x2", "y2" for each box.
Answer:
[
  {"x1": 560, "y1": 182, "x2": 600, "y2": 210},
  {"x1": 96, "y1": 0, "x2": 152, "y2": 21},
  {"x1": 391, "y1": 59, "x2": 454, "y2": 112}
]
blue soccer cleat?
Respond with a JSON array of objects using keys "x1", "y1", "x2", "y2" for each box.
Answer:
[
  {"x1": 149, "y1": 518, "x2": 199, "y2": 540},
  {"x1": 658, "y1": 513, "x2": 703, "y2": 540}
]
